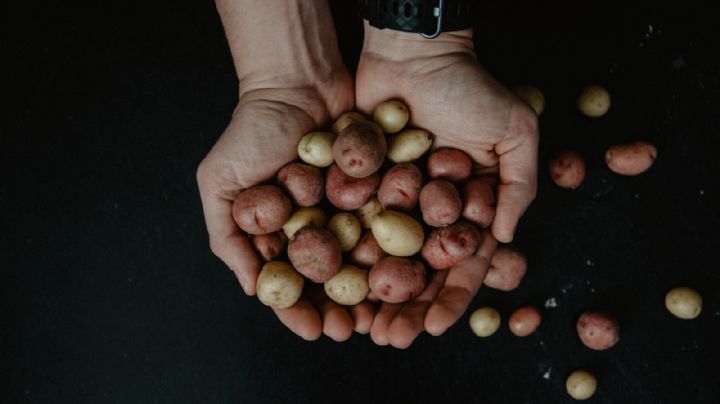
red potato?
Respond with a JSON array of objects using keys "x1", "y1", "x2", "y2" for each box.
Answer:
[
  {"x1": 508, "y1": 306, "x2": 542, "y2": 337},
  {"x1": 378, "y1": 163, "x2": 423, "y2": 211},
  {"x1": 427, "y1": 148, "x2": 473, "y2": 181},
  {"x1": 250, "y1": 231, "x2": 287, "y2": 261},
  {"x1": 287, "y1": 226, "x2": 342, "y2": 283},
  {"x1": 484, "y1": 247, "x2": 527, "y2": 291},
  {"x1": 332, "y1": 121, "x2": 387, "y2": 178},
  {"x1": 421, "y1": 221, "x2": 481, "y2": 270},
  {"x1": 548, "y1": 150, "x2": 585, "y2": 189},
  {"x1": 605, "y1": 141, "x2": 657, "y2": 175},
  {"x1": 462, "y1": 179, "x2": 496, "y2": 228},
  {"x1": 577, "y1": 311, "x2": 620, "y2": 350},
  {"x1": 276, "y1": 162, "x2": 324, "y2": 206},
  {"x1": 325, "y1": 164, "x2": 380, "y2": 210},
  {"x1": 232, "y1": 185, "x2": 292, "y2": 235},
  {"x1": 350, "y1": 232, "x2": 387, "y2": 268},
  {"x1": 420, "y1": 179, "x2": 462, "y2": 227},
  {"x1": 369, "y1": 256, "x2": 426, "y2": 303}
]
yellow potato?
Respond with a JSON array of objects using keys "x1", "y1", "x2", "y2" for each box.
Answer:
[
  {"x1": 331, "y1": 111, "x2": 366, "y2": 135},
  {"x1": 386, "y1": 129, "x2": 433, "y2": 163},
  {"x1": 371, "y1": 210, "x2": 424, "y2": 256},
  {"x1": 469, "y1": 307, "x2": 501, "y2": 337},
  {"x1": 566, "y1": 370, "x2": 597, "y2": 400},
  {"x1": 282, "y1": 206, "x2": 327, "y2": 239},
  {"x1": 373, "y1": 100, "x2": 409, "y2": 134},
  {"x1": 665, "y1": 286, "x2": 702, "y2": 319},
  {"x1": 256, "y1": 261, "x2": 304, "y2": 309},
  {"x1": 355, "y1": 197, "x2": 383, "y2": 229},
  {"x1": 327, "y1": 212, "x2": 362, "y2": 252},
  {"x1": 577, "y1": 85, "x2": 610, "y2": 117},
  {"x1": 514, "y1": 85, "x2": 545, "y2": 115},
  {"x1": 324, "y1": 265, "x2": 370, "y2": 306},
  {"x1": 297, "y1": 131, "x2": 336, "y2": 167}
]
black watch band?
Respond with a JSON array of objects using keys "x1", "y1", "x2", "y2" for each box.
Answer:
[{"x1": 356, "y1": 0, "x2": 473, "y2": 38}]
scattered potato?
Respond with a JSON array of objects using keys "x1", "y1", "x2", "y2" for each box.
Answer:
[
  {"x1": 283, "y1": 206, "x2": 327, "y2": 239},
  {"x1": 287, "y1": 226, "x2": 342, "y2": 283},
  {"x1": 350, "y1": 232, "x2": 387, "y2": 268},
  {"x1": 325, "y1": 163, "x2": 380, "y2": 210},
  {"x1": 420, "y1": 179, "x2": 462, "y2": 227},
  {"x1": 577, "y1": 84, "x2": 610, "y2": 117},
  {"x1": 427, "y1": 148, "x2": 473, "y2": 181},
  {"x1": 232, "y1": 185, "x2": 292, "y2": 235},
  {"x1": 324, "y1": 265, "x2": 370, "y2": 306},
  {"x1": 378, "y1": 163, "x2": 423, "y2": 211},
  {"x1": 508, "y1": 306, "x2": 542, "y2": 337},
  {"x1": 386, "y1": 129, "x2": 433, "y2": 163},
  {"x1": 514, "y1": 85, "x2": 545, "y2": 115},
  {"x1": 276, "y1": 162, "x2": 324, "y2": 206},
  {"x1": 484, "y1": 247, "x2": 527, "y2": 291},
  {"x1": 373, "y1": 100, "x2": 409, "y2": 134},
  {"x1": 469, "y1": 307, "x2": 501, "y2": 337},
  {"x1": 333, "y1": 121, "x2": 387, "y2": 178},
  {"x1": 566, "y1": 370, "x2": 597, "y2": 400},
  {"x1": 327, "y1": 212, "x2": 362, "y2": 252},
  {"x1": 371, "y1": 210, "x2": 425, "y2": 256},
  {"x1": 462, "y1": 179, "x2": 496, "y2": 228},
  {"x1": 355, "y1": 197, "x2": 383, "y2": 229},
  {"x1": 605, "y1": 141, "x2": 657, "y2": 176},
  {"x1": 256, "y1": 261, "x2": 304, "y2": 309},
  {"x1": 548, "y1": 150, "x2": 586, "y2": 189},
  {"x1": 665, "y1": 286, "x2": 702, "y2": 319},
  {"x1": 331, "y1": 111, "x2": 366, "y2": 135},
  {"x1": 297, "y1": 131, "x2": 336, "y2": 168},
  {"x1": 369, "y1": 256, "x2": 426, "y2": 303},
  {"x1": 250, "y1": 231, "x2": 287, "y2": 261},
  {"x1": 421, "y1": 221, "x2": 481, "y2": 270},
  {"x1": 576, "y1": 311, "x2": 620, "y2": 351}
]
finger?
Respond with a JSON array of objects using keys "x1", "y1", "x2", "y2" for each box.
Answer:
[
  {"x1": 425, "y1": 232, "x2": 498, "y2": 336},
  {"x1": 369, "y1": 302, "x2": 403, "y2": 346},
  {"x1": 432, "y1": 136, "x2": 499, "y2": 168},
  {"x1": 307, "y1": 287, "x2": 354, "y2": 342},
  {"x1": 272, "y1": 297, "x2": 323, "y2": 341},
  {"x1": 350, "y1": 302, "x2": 376, "y2": 334}
]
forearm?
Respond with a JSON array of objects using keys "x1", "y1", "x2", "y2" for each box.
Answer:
[{"x1": 362, "y1": 21, "x2": 475, "y2": 61}]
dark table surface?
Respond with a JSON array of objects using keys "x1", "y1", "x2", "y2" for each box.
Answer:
[{"x1": 3, "y1": 1, "x2": 720, "y2": 403}]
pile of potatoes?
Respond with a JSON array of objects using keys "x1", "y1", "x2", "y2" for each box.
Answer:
[{"x1": 233, "y1": 100, "x2": 502, "y2": 310}]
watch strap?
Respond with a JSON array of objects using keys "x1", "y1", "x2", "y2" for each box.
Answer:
[{"x1": 357, "y1": 0, "x2": 473, "y2": 38}]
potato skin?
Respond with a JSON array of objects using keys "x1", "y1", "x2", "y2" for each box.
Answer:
[
  {"x1": 331, "y1": 111, "x2": 366, "y2": 135},
  {"x1": 350, "y1": 232, "x2": 387, "y2": 268},
  {"x1": 287, "y1": 226, "x2": 342, "y2": 283},
  {"x1": 325, "y1": 164, "x2": 380, "y2": 210},
  {"x1": 250, "y1": 231, "x2": 288, "y2": 261},
  {"x1": 420, "y1": 179, "x2": 462, "y2": 227},
  {"x1": 421, "y1": 221, "x2": 481, "y2": 270},
  {"x1": 386, "y1": 129, "x2": 433, "y2": 163},
  {"x1": 508, "y1": 306, "x2": 542, "y2": 337},
  {"x1": 355, "y1": 197, "x2": 382, "y2": 229},
  {"x1": 371, "y1": 210, "x2": 425, "y2": 256},
  {"x1": 232, "y1": 185, "x2": 292, "y2": 235},
  {"x1": 576, "y1": 311, "x2": 620, "y2": 350},
  {"x1": 462, "y1": 179, "x2": 496, "y2": 228},
  {"x1": 276, "y1": 162, "x2": 324, "y2": 206},
  {"x1": 378, "y1": 163, "x2": 423, "y2": 211},
  {"x1": 427, "y1": 148, "x2": 473, "y2": 181},
  {"x1": 297, "y1": 131, "x2": 336, "y2": 168},
  {"x1": 256, "y1": 261, "x2": 304, "y2": 309},
  {"x1": 324, "y1": 265, "x2": 370, "y2": 306},
  {"x1": 332, "y1": 121, "x2": 387, "y2": 178},
  {"x1": 282, "y1": 206, "x2": 327, "y2": 239},
  {"x1": 605, "y1": 141, "x2": 657, "y2": 176},
  {"x1": 369, "y1": 256, "x2": 426, "y2": 303},
  {"x1": 548, "y1": 150, "x2": 586, "y2": 189},
  {"x1": 665, "y1": 286, "x2": 703, "y2": 319},
  {"x1": 484, "y1": 247, "x2": 527, "y2": 291},
  {"x1": 327, "y1": 212, "x2": 362, "y2": 252},
  {"x1": 469, "y1": 307, "x2": 501, "y2": 337},
  {"x1": 373, "y1": 100, "x2": 409, "y2": 134},
  {"x1": 577, "y1": 84, "x2": 610, "y2": 117},
  {"x1": 514, "y1": 85, "x2": 545, "y2": 116}
]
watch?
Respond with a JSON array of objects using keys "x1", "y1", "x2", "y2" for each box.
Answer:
[{"x1": 356, "y1": 0, "x2": 474, "y2": 39}]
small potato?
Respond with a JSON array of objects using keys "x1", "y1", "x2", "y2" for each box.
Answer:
[
  {"x1": 232, "y1": 185, "x2": 292, "y2": 235},
  {"x1": 324, "y1": 265, "x2": 370, "y2": 306},
  {"x1": 325, "y1": 164, "x2": 380, "y2": 210},
  {"x1": 386, "y1": 129, "x2": 433, "y2": 163},
  {"x1": 508, "y1": 306, "x2": 542, "y2": 337},
  {"x1": 378, "y1": 163, "x2": 423, "y2": 211},
  {"x1": 427, "y1": 148, "x2": 473, "y2": 181},
  {"x1": 605, "y1": 141, "x2": 657, "y2": 176},
  {"x1": 373, "y1": 100, "x2": 409, "y2": 134},
  {"x1": 469, "y1": 307, "x2": 501, "y2": 337},
  {"x1": 576, "y1": 311, "x2": 620, "y2": 351},
  {"x1": 283, "y1": 206, "x2": 327, "y2": 239},
  {"x1": 287, "y1": 226, "x2": 342, "y2": 283},
  {"x1": 665, "y1": 286, "x2": 702, "y2": 319},
  {"x1": 331, "y1": 111, "x2": 366, "y2": 135},
  {"x1": 333, "y1": 121, "x2": 386, "y2": 178},
  {"x1": 350, "y1": 231, "x2": 387, "y2": 268},
  {"x1": 548, "y1": 150, "x2": 586, "y2": 189},
  {"x1": 371, "y1": 210, "x2": 425, "y2": 256},
  {"x1": 514, "y1": 85, "x2": 545, "y2": 116},
  {"x1": 327, "y1": 212, "x2": 362, "y2": 252},
  {"x1": 250, "y1": 231, "x2": 288, "y2": 261},
  {"x1": 369, "y1": 256, "x2": 426, "y2": 303},
  {"x1": 420, "y1": 179, "x2": 462, "y2": 227},
  {"x1": 421, "y1": 221, "x2": 481, "y2": 270},
  {"x1": 566, "y1": 370, "x2": 597, "y2": 400},
  {"x1": 355, "y1": 197, "x2": 382, "y2": 229},
  {"x1": 276, "y1": 162, "x2": 324, "y2": 206},
  {"x1": 484, "y1": 247, "x2": 527, "y2": 291},
  {"x1": 462, "y1": 179, "x2": 496, "y2": 228},
  {"x1": 256, "y1": 261, "x2": 304, "y2": 309},
  {"x1": 577, "y1": 84, "x2": 610, "y2": 117},
  {"x1": 297, "y1": 131, "x2": 336, "y2": 168}
]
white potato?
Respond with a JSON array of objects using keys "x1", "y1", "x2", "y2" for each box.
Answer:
[
  {"x1": 665, "y1": 286, "x2": 702, "y2": 319},
  {"x1": 355, "y1": 197, "x2": 383, "y2": 229},
  {"x1": 469, "y1": 307, "x2": 501, "y2": 337},
  {"x1": 386, "y1": 129, "x2": 433, "y2": 163},
  {"x1": 283, "y1": 206, "x2": 327, "y2": 239},
  {"x1": 370, "y1": 210, "x2": 424, "y2": 256},
  {"x1": 514, "y1": 85, "x2": 545, "y2": 115},
  {"x1": 297, "y1": 131, "x2": 336, "y2": 167},
  {"x1": 565, "y1": 370, "x2": 597, "y2": 400},
  {"x1": 324, "y1": 265, "x2": 370, "y2": 306},
  {"x1": 256, "y1": 261, "x2": 304, "y2": 309},
  {"x1": 577, "y1": 85, "x2": 610, "y2": 117},
  {"x1": 373, "y1": 100, "x2": 409, "y2": 134},
  {"x1": 327, "y1": 212, "x2": 362, "y2": 252},
  {"x1": 331, "y1": 111, "x2": 366, "y2": 135}
]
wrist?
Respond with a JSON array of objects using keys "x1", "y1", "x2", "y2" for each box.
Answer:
[{"x1": 361, "y1": 21, "x2": 475, "y2": 62}]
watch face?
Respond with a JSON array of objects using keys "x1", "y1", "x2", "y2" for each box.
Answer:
[{"x1": 382, "y1": 0, "x2": 427, "y2": 32}]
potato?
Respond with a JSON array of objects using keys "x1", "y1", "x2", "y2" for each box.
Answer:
[
  {"x1": 427, "y1": 148, "x2": 473, "y2": 181},
  {"x1": 577, "y1": 84, "x2": 610, "y2": 117},
  {"x1": 350, "y1": 231, "x2": 387, "y2": 268},
  {"x1": 576, "y1": 311, "x2": 620, "y2": 351},
  {"x1": 276, "y1": 162, "x2": 324, "y2": 206},
  {"x1": 371, "y1": 210, "x2": 425, "y2": 256},
  {"x1": 469, "y1": 307, "x2": 501, "y2": 337},
  {"x1": 373, "y1": 100, "x2": 409, "y2": 134},
  {"x1": 566, "y1": 370, "x2": 597, "y2": 400},
  {"x1": 324, "y1": 265, "x2": 370, "y2": 306},
  {"x1": 386, "y1": 129, "x2": 433, "y2": 163},
  {"x1": 331, "y1": 111, "x2": 366, "y2": 135},
  {"x1": 332, "y1": 121, "x2": 386, "y2": 178},
  {"x1": 287, "y1": 226, "x2": 342, "y2": 283},
  {"x1": 461, "y1": 179, "x2": 496, "y2": 228},
  {"x1": 327, "y1": 212, "x2": 362, "y2": 252},
  {"x1": 548, "y1": 150, "x2": 586, "y2": 189},
  {"x1": 605, "y1": 141, "x2": 657, "y2": 176},
  {"x1": 355, "y1": 196, "x2": 382, "y2": 229},
  {"x1": 283, "y1": 206, "x2": 327, "y2": 239},
  {"x1": 232, "y1": 185, "x2": 292, "y2": 235},
  {"x1": 368, "y1": 256, "x2": 426, "y2": 303},
  {"x1": 378, "y1": 163, "x2": 423, "y2": 211},
  {"x1": 484, "y1": 247, "x2": 527, "y2": 291},
  {"x1": 514, "y1": 85, "x2": 545, "y2": 116},
  {"x1": 297, "y1": 131, "x2": 336, "y2": 168},
  {"x1": 256, "y1": 261, "x2": 304, "y2": 309},
  {"x1": 325, "y1": 163, "x2": 380, "y2": 210},
  {"x1": 420, "y1": 179, "x2": 462, "y2": 227},
  {"x1": 421, "y1": 221, "x2": 481, "y2": 270},
  {"x1": 250, "y1": 231, "x2": 287, "y2": 261},
  {"x1": 665, "y1": 286, "x2": 702, "y2": 319},
  {"x1": 508, "y1": 305, "x2": 542, "y2": 337}
]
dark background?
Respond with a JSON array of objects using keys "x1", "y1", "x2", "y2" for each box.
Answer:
[{"x1": 3, "y1": 1, "x2": 720, "y2": 403}]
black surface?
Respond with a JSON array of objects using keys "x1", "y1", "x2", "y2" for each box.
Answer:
[{"x1": 3, "y1": 2, "x2": 720, "y2": 403}]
